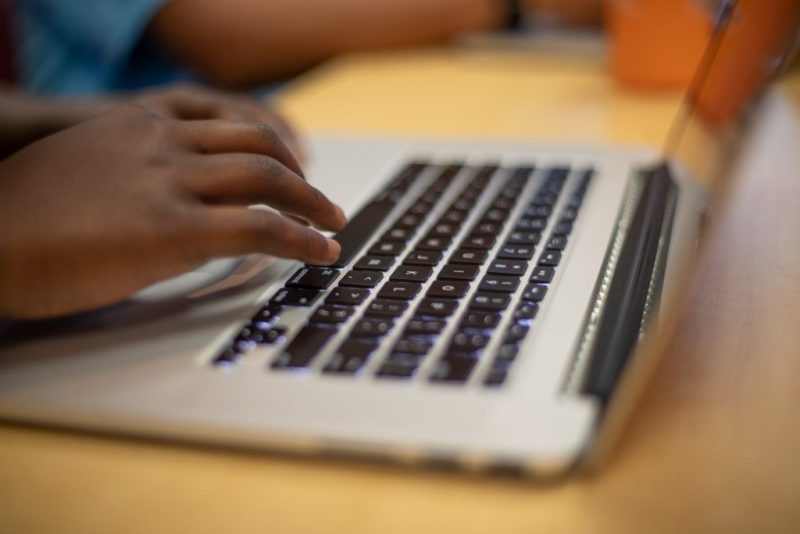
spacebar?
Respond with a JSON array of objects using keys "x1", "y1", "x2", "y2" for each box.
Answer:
[
  {"x1": 330, "y1": 198, "x2": 397, "y2": 267},
  {"x1": 271, "y1": 326, "x2": 336, "y2": 369}
]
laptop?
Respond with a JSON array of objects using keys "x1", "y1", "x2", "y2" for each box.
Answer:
[{"x1": 0, "y1": 1, "x2": 794, "y2": 475}]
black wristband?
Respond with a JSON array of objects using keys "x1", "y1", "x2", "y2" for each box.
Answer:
[{"x1": 503, "y1": 0, "x2": 523, "y2": 31}]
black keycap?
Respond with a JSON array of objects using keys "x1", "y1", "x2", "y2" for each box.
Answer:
[
  {"x1": 270, "y1": 288, "x2": 321, "y2": 307},
  {"x1": 404, "y1": 318, "x2": 447, "y2": 336},
  {"x1": 538, "y1": 251, "x2": 562, "y2": 266},
  {"x1": 369, "y1": 241, "x2": 405, "y2": 256},
  {"x1": 378, "y1": 281, "x2": 422, "y2": 300},
  {"x1": 326, "y1": 287, "x2": 371, "y2": 306},
  {"x1": 440, "y1": 208, "x2": 468, "y2": 224},
  {"x1": 376, "y1": 359, "x2": 418, "y2": 379},
  {"x1": 417, "y1": 236, "x2": 450, "y2": 251},
  {"x1": 505, "y1": 323, "x2": 530, "y2": 343},
  {"x1": 530, "y1": 266, "x2": 555, "y2": 283},
  {"x1": 525, "y1": 205, "x2": 552, "y2": 218},
  {"x1": 394, "y1": 338, "x2": 433, "y2": 355},
  {"x1": 213, "y1": 347, "x2": 241, "y2": 367},
  {"x1": 461, "y1": 235, "x2": 495, "y2": 250},
  {"x1": 235, "y1": 325, "x2": 267, "y2": 346},
  {"x1": 507, "y1": 231, "x2": 541, "y2": 245},
  {"x1": 354, "y1": 255, "x2": 394, "y2": 271},
  {"x1": 382, "y1": 227, "x2": 413, "y2": 242},
  {"x1": 351, "y1": 318, "x2": 394, "y2": 337},
  {"x1": 439, "y1": 264, "x2": 479, "y2": 281},
  {"x1": 521, "y1": 283, "x2": 548, "y2": 302},
  {"x1": 323, "y1": 339, "x2": 377, "y2": 375},
  {"x1": 391, "y1": 265, "x2": 432, "y2": 283},
  {"x1": 340, "y1": 270, "x2": 383, "y2": 288},
  {"x1": 560, "y1": 208, "x2": 579, "y2": 222},
  {"x1": 553, "y1": 221, "x2": 573, "y2": 236},
  {"x1": 514, "y1": 302, "x2": 539, "y2": 321},
  {"x1": 428, "y1": 222, "x2": 458, "y2": 238},
  {"x1": 450, "y1": 248, "x2": 488, "y2": 265},
  {"x1": 479, "y1": 274, "x2": 520, "y2": 293},
  {"x1": 450, "y1": 331, "x2": 490, "y2": 352},
  {"x1": 471, "y1": 222, "x2": 501, "y2": 236},
  {"x1": 427, "y1": 280, "x2": 469, "y2": 299},
  {"x1": 252, "y1": 305, "x2": 281, "y2": 325},
  {"x1": 497, "y1": 244, "x2": 535, "y2": 260},
  {"x1": 482, "y1": 208, "x2": 509, "y2": 223},
  {"x1": 484, "y1": 365, "x2": 509, "y2": 387},
  {"x1": 408, "y1": 201, "x2": 432, "y2": 216},
  {"x1": 271, "y1": 327, "x2": 336, "y2": 369},
  {"x1": 365, "y1": 299, "x2": 408, "y2": 318},
  {"x1": 416, "y1": 299, "x2": 459, "y2": 317},
  {"x1": 404, "y1": 250, "x2": 442, "y2": 266},
  {"x1": 309, "y1": 305, "x2": 354, "y2": 325},
  {"x1": 429, "y1": 355, "x2": 477, "y2": 383},
  {"x1": 488, "y1": 259, "x2": 528, "y2": 277},
  {"x1": 261, "y1": 327, "x2": 287, "y2": 345},
  {"x1": 396, "y1": 212, "x2": 423, "y2": 229},
  {"x1": 286, "y1": 267, "x2": 339, "y2": 290},
  {"x1": 461, "y1": 312, "x2": 501, "y2": 330},
  {"x1": 546, "y1": 236, "x2": 567, "y2": 251},
  {"x1": 533, "y1": 192, "x2": 559, "y2": 206},
  {"x1": 332, "y1": 199, "x2": 396, "y2": 267},
  {"x1": 492, "y1": 196, "x2": 516, "y2": 210},
  {"x1": 451, "y1": 197, "x2": 474, "y2": 212},
  {"x1": 495, "y1": 343, "x2": 520, "y2": 361},
  {"x1": 515, "y1": 218, "x2": 547, "y2": 232},
  {"x1": 470, "y1": 292, "x2": 511, "y2": 311}
]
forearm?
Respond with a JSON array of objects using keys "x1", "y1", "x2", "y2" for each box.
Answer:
[{"x1": 150, "y1": 0, "x2": 504, "y2": 87}]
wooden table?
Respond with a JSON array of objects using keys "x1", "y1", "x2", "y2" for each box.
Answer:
[{"x1": 2, "y1": 46, "x2": 799, "y2": 534}]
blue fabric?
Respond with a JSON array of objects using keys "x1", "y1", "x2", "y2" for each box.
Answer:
[{"x1": 13, "y1": 0, "x2": 195, "y2": 95}]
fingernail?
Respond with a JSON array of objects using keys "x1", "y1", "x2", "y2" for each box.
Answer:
[{"x1": 326, "y1": 238, "x2": 341, "y2": 263}]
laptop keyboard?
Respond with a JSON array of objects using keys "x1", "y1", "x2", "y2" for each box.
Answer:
[{"x1": 213, "y1": 161, "x2": 593, "y2": 387}]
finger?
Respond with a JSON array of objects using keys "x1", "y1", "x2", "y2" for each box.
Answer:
[
  {"x1": 200, "y1": 207, "x2": 341, "y2": 266},
  {"x1": 181, "y1": 119, "x2": 305, "y2": 178},
  {"x1": 252, "y1": 103, "x2": 308, "y2": 165},
  {"x1": 188, "y1": 153, "x2": 346, "y2": 232}
]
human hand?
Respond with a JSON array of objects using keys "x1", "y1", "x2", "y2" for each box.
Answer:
[{"x1": 0, "y1": 105, "x2": 344, "y2": 319}]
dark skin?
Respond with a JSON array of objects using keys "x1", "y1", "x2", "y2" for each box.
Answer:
[{"x1": 0, "y1": 98, "x2": 344, "y2": 320}]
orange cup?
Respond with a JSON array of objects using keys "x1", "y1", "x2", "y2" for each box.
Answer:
[{"x1": 606, "y1": 0, "x2": 713, "y2": 90}]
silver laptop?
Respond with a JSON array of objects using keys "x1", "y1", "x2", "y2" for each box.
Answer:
[{"x1": 0, "y1": 1, "x2": 792, "y2": 475}]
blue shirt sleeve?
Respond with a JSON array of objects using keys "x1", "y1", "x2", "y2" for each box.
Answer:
[{"x1": 15, "y1": 0, "x2": 193, "y2": 95}]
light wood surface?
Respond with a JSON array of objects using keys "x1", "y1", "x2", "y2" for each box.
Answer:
[{"x1": 2, "y1": 46, "x2": 799, "y2": 534}]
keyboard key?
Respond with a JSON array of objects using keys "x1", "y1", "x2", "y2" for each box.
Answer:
[
  {"x1": 470, "y1": 292, "x2": 511, "y2": 311},
  {"x1": 429, "y1": 355, "x2": 477, "y2": 384},
  {"x1": 484, "y1": 365, "x2": 509, "y2": 387},
  {"x1": 487, "y1": 259, "x2": 527, "y2": 276},
  {"x1": 505, "y1": 323, "x2": 530, "y2": 343},
  {"x1": 394, "y1": 338, "x2": 433, "y2": 355},
  {"x1": 404, "y1": 250, "x2": 442, "y2": 266},
  {"x1": 365, "y1": 299, "x2": 408, "y2": 318},
  {"x1": 351, "y1": 318, "x2": 394, "y2": 337},
  {"x1": 427, "y1": 280, "x2": 469, "y2": 299},
  {"x1": 261, "y1": 327, "x2": 287, "y2": 345},
  {"x1": 461, "y1": 235, "x2": 495, "y2": 250},
  {"x1": 553, "y1": 221, "x2": 573, "y2": 236},
  {"x1": 309, "y1": 305, "x2": 354, "y2": 324},
  {"x1": 478, "y1": 274, "x2": 520, "y2": 293},
  {"x1": 286, "y1": 267, "x2": 339, "y2": 290},
  {"x1": 378, "y1": 281, "x2": 422, "y2": 300},
  {"x1": 495, "y1": 343, "x2": 519, "y2": 361},
  {"x1": 270, "y1": 288, "x2": 321, "y2": 307},
  {"x1": 213, "y1": 347, "x2": 241, "y2": 367},
  {"x1": 515, "y1": 218, "x2": 547, "y2": 232},
  {"x1": 538, "y1": 251, "x2": 562, "y2": 266},
  {"x1": 376, "y1": 359, "x2": 418, "y2": 379},
  {"x1": 390, "y1": 265, "x2": 432, "y2": 283},
  {"x1": 382, "y1": 227, "x2": 413, "y2": 242},
  {"x1": 506, "y1": 231, "x2": 541, "y2": 245},
  {"x1": 497, "y1": 244, "x2": 535, "y2": 260},
  {"x1": 340, "y1": 270, "x2": 383, "y2": 288},
  {"x1": 471, "y1": 222, "x2": 502, "y2": 236},
  {"x1": 428, "y1": 222, "x2": 459, "y2": 238},
  {"x1": 326, "y1": 287, "x2": 371, "y2": 306},
  {"x1": 530, "y1": 266, "x2": 555, "y2": 283},
  {"x1": 514, "y1": 302, "x2": 539, "y2": 321},
  {"x1": 404, "y1": 318, "x2": 447, "y2": 336},
  {"x1": 271, "y1": 326, "x2": 336, "y2": 369},
  {"x1": 396, "y1": 212, "x2": 423, "y2": 229},
  {"x1": 440, "y1": 208, "x2": 468, "y2": 224},
  {"x1": 417, "y1": 236, "x2": 451, "y2": 251},
  {"x1": 546, "y1": 236, "x2": 567, "y2": 251},
  {"x1": 521, "y1": 283, "x2": 548, "y2": 302},
  {"x1": 323, "y1": 339, "x2": 377, "y2": 375},
  {"x1": 450, "y1": 248, "x2": 488, "y2": 264},
  {"x1": 561, "y1": 208, "x2": 579, "y2": 222},
  {"x1": 482, "y1": 208, "x2": 509, "y2": 223},
  {"x1": 525, "y1": 205, "x2": 552, "y2": 218},
  {"x1": 252, "y1": 305, "x2": 281, "y2": 325},
  {"x1": 450, "y1": 331, "x2": 490, "y2": 352},
  {"x1": 332, "y1": 198, "x2": 396, "y2": 267},
  {"x1": 461, "y1": 312, "x2": 501, "y2": 330},
  {"x1": 439, "y1": 264, "x2": 479, "y2": 281},
  {"x1": 369, "y1": 241, "x2": 405, "y2": 256},
  {"x1": 416, "y1": 299, "x2": 459, "y2": 317},
  {"x1": 354, "y1": 255, "x2": 393, "y2": 271}
]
